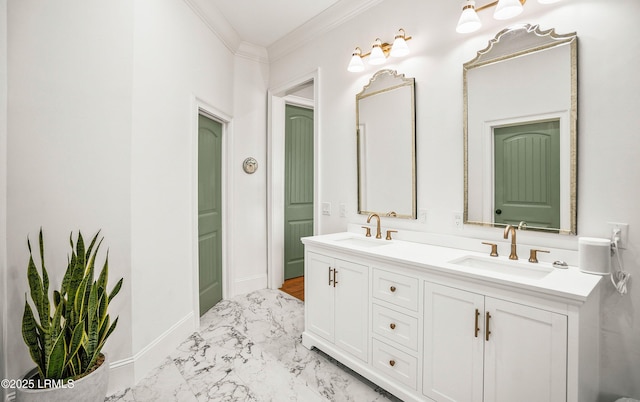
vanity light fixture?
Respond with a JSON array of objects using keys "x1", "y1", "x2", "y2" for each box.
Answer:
[
  {"x1": 456, "y1": 0, "x2": 559, "y2": 33},
  {"x1": 347, "y1": 29, "x2": 412, "y2": 72}
]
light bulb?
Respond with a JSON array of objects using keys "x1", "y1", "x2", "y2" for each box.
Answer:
[
  {"x1": 347, "y1": 48, "x2": 364, "y2": 72},
  {"x1": 368, "y1": 39, "x2": 386, "y2": 65},
  {"x1": 494, "y1": 0, "x2": 523, "y2": 20},
  {"x1": 456, "y1": 1, "x2": 482, "y2": 33},
  {"x1": 390, "y1": 29, "x2": 409, "y2": 57}
]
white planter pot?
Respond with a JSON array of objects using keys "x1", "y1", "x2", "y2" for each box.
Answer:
[{"x1": 16, "y1": 354, "x2": 109, "y2": 402}]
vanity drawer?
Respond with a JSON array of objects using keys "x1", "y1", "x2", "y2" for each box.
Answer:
[
  {"x1": 372, "y1": 268, "x2": 419, "y2": 311},
  {"x1": 372, "y1": 304, "x2": 418, "y2": 351},
  {"x1": 372, "y1": 339, "x2": 418, "y2": 390}
]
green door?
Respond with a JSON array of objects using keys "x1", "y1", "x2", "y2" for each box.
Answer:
[
  {"x1": 494, "y1": 120, "x2": 560, "y2": 228},
  {"x1": 284, "y1": 105, "x2": 314, "y2": 280},
  {"x1": 198, "y1": 114, "x2": 223, "y2": 315}
]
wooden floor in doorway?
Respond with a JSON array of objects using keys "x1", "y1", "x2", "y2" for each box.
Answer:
[{"x1": 280, "y1": 276, "x2": 304, "y2": 301}]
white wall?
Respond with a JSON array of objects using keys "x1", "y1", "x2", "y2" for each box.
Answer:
[
  {"x1": 0, "y1": 0, "x2": 8, "y2": 400},
  {"x1": 130, "y1": 0, "x2": 236, "y2": 379},
  {"x1": 4, "y1": 0, "x2": 270, "y2": 394},
  {"x1": 269, "y1": 0, "x2": 640, "y2": 399},
  {"x1": 6, "y1": 0, "x2": 135, "y2": 390}
]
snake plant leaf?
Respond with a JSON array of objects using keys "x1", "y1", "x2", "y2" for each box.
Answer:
[
  {"x1": 22, "y1": 299, "x2": 44, "y2": 378},
  {"x1": 65, "y1": 320, "x2": 85, "y2": 368},
  {"x1": 109, "y1": 278, "x2": 123, "y2": 302},
  {"x1": 45, "y1": 329, "x2": 66, "y2": 379}
]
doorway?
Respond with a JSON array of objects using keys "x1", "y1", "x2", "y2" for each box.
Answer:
[
  {"x1": 198, "y1": 113, "x2": 223, "y2": 315},
  {"x1": 284, "y1": 104, "x2": 314, "y2": 281},
  {"x1": 267, "y1": 71, "x2": 318, "y2": 294}
]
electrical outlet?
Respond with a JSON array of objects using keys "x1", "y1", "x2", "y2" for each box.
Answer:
[
  {"x1": 339, "y1": 203, "x2": 346, "y2": 217},
  {"x1": 419, "y1": 209, "x2": 428, "y2": 224},
  {"x1": 608, "y1": 222, "x2": 629, "y2": 249},
  {"x1": 453, "y1": 212, "x2": 463, "y2": 230},
  {"x1": 322, "y1": 202, "x2": 331, "y2": 216}
]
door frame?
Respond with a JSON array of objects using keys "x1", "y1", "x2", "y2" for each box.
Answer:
[
  {"x1": 267, "y1": 68, "x2": 320, "y2": 290},
  {"x1": 191, "y1": 96, "x2": 232, "y2": 326}
]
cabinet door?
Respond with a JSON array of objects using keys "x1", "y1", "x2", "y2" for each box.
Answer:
[
  {"x1": 334, "y1": 258, "x2": 369, "y2": 362},
  {"x1": 484, "y1": 298, "x2": 567, "y2": 402},
  {"x1": 424, "y1": 283, "x2": 484, "y2": 402},
  {"x1": 305, "y1": 252, "x2": 335, "y2": 342}
]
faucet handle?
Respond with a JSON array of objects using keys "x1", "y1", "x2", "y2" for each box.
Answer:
[
  {"x1": 361, "y1": 226, "x2": 372, "y2": 237},
  {"x1": 385, "y1": 230, "x2": 398, "y2": 240},
  {"x1": 528, "y1": 249, "x2": 550, "y2": 263},
  {"x1": 482, "y1": 242, "x2": 499, "y2": 257}
]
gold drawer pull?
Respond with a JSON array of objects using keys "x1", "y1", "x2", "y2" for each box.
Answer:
[
  {"x1": 485, "y1": 312, "x2": 492, "y2": 341},
  {"x1": 390, "y1": 286, "x2": 397, "y2": 293},
  {"x1": 389, "y1": 323, "x2": 396, "y2": 330},
  {"x1": 474, "y1": 309, "x2": 480, "y2": 338},
  {"x1": 389, "y1": 360, "x2": 396, "y2": 367},
  {"x1": 328, "y1": 267, "x2": 333, "y2": 286}
]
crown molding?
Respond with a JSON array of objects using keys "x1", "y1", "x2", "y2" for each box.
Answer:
[
  {"x1": 236, "y1": 42, "x2": 269, "y2": 64},
  {"x1": 182, "y1": 0, "x2": 242, "y2": 54},
  {"x1": 267, "y1": 0, "x2": 385, "y2": 63}
]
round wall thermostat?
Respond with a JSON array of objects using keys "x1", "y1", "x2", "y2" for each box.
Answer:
[{"x1": 243, "y1": 157, "x2": 258, "y2": 174}]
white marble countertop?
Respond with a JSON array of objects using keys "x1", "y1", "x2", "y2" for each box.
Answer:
[{"x1": 302, "y1": 232, "x2": 602, "y2": 303}]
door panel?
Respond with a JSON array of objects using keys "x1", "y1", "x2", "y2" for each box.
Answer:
[
  {"x1": 484, "y1": 298, "x2": 567, "y2": 402},
  {"x1": 198, "y1": 114, "x2": 223, "y2": 316},
  {"x1": 334, "y1": 259, "x2": 368, "y2": 362},
  {"x1": 494, "y1": 120, "x2": 560, "y2": 228},
  {"x1": 424, "y1": 283, "x2": 484, "y2": 402},
  {"x1": 305, "y1": 252, "x2": 335, "y2": 342},
  {"x1": 284, "y1": 105, "x2": 314, "y2": 279}
]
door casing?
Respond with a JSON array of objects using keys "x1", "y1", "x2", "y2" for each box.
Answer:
[
  {"x1": 267, "y1": 69, "x2": 320, "y2": 290},
  {"x1": 191, "y1": 96, "x2": 232, "y2": 328}
]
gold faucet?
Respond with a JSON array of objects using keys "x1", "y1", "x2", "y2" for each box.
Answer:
[
  {"x1": 367, "y1": 213, "x2": 382, "y2": 239},
  {"x1": 503, "y1": 224, "x2": 518, "y2": 260}
]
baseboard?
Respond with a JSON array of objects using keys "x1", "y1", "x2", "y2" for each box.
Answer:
[
  {"x1": 233, "y1": 273, "x2": 268, "y2": 296},
  {"x1": 107, "y1": 311, "x2": 196, "y2": 395}
]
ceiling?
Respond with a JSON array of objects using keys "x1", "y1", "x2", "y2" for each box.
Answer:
[{"x1": 188, "y1": 0, "x2": 382, "y2": 52}]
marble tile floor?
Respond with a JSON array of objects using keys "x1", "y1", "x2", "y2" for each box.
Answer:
[{"x1": 105, "y1": 289, "x2": 401, "y2": 402}]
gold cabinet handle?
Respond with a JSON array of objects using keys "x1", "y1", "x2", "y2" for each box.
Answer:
[
  {"x1": 390, "y1": 323, "x2": 396, "y2": 330},
  {"x1": 474, "y1": 309, "x2": 480, "y2": 338},
  {"x1": 485, "y1": 312, "x2": 492, "y2": 341},
  {"x1": 389, "y1": 360, "x2": 396, "y2": 367},
  {"x1": 333, "y1": 269, "x2": 338, "y2": 287},
  {"x1": 390, "y1": 286, "x2": 396, "y2": 293},
  {"x1": 328, "y1": 267, "x2": 333, "y2": 286}
]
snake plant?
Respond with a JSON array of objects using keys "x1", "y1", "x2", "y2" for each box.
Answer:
[{"x1": 22, "y1": 229, "x2": 123, "y2": 382}]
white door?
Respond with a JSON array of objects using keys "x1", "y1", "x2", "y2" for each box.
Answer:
[
  {"x1": 334, "y1": 259, "x2": 369, "y2": 362},
  {"x1": 424, "y1": 282, "x2": 484, "y2": 402},
  {"x1": 484, "y1": 297, "x2": 567, "y2": 402},
  {"x1": 305, "y1": 252, "x2": 335, "y2": 342}
]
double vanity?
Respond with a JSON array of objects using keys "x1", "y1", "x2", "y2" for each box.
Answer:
[{"x1": 301, "y1": 231, "x2": 601, "y2": 402}]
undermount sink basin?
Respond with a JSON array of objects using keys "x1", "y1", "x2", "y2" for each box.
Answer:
[
  {"x1": 333, "y1": 236, "x2": 390, "y2": 248},
  {"x1": 449, "y1": 255, "x2": 553, "y2": 280}
]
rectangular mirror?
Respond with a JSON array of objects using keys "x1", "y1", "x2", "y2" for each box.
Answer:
[
  {"x1": 463, "y1": 25, "x2": 577, "y2": 234},
  {"x1": 357, "y1": 69, "x2": 416, "y2": 219}
]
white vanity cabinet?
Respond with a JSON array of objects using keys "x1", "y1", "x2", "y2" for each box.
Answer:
[
  {"x1": 423, "y1": 282, "x2": 567, "y2": 402},
  {"x1": 301, "y1": 234, "x2": 601, "y2": 402},
  {"x1": 305, "y1": 251, "x2": 369, "y2": 362}
]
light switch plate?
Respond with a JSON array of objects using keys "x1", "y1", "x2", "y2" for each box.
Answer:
[{"x1": 322, "y1": 202, "x2": 331, "y2": 216}]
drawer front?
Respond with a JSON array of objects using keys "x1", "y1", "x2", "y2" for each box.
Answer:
[
  {"x1": 373, "y1": 268, "x2": 419, "y2": 311},
  {"x1": 372, "y1": 304, "x2": 418, "y2": 351},
  {"x1": 372, "y1": 339, "x2": 418, "y2": 390}
]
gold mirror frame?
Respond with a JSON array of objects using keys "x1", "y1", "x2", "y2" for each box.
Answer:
[
  {"x1": 356, "y1": 69, "x2": 417, "y2": 219},
  {"x1": 463, "y1": 24, "x2": 577, "y2": 234}
]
